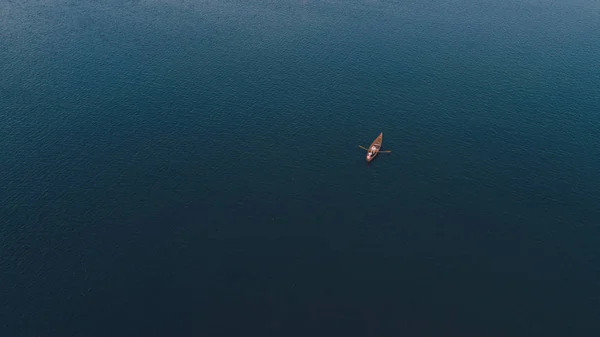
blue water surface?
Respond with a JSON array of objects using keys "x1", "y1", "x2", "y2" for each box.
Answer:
[{"x1": 1, "y1": 0, "x2": 600, "y2": 336}]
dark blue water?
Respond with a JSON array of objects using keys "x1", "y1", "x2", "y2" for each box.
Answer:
[{"x1": 2, "y1": 0, "x2": 600, "y2": 336}]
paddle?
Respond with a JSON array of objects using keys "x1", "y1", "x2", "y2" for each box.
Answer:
[{"x1": 358, "y1": 145, "x2": 391, "y2": 153}]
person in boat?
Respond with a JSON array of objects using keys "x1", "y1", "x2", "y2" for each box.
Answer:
[{"x1": 371, "y1": 146, "x2": 377, "y2": 151}]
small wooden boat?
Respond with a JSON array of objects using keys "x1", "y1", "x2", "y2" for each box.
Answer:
[{"x1": 359, "y1": 132, "x2": 391, "y2": 162}]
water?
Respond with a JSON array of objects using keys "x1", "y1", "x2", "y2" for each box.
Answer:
[{"x1": 2, "y1": 0, "x2": 600, "y2": 336}]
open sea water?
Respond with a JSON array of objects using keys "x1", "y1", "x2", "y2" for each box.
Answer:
[{"x1": 2, "y1": 0, "x2": 600, "y2": 336}]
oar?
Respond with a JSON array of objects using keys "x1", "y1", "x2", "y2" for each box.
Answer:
[{"x1": 359, "y1": 146, "x2": 391, "y2": 153}]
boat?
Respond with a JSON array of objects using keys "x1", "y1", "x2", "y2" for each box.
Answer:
[{"x1": 359, "y1": 132, "x2": 391, "y2": 162}]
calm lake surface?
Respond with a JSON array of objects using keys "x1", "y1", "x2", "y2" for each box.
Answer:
[{"x1": 2, "y1": 0, "x2": 600, "y2": 336}]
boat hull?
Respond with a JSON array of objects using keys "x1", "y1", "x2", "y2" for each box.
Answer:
[{"x1": 366, "y1": 132, "x2": 383, "y2": 162}]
